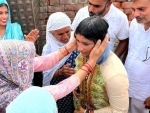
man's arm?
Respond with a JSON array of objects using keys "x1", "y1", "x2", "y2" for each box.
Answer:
[{"x1": 115, "y1": 38, "x2": 128, "y2": 58}]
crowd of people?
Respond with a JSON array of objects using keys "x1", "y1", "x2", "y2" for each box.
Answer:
[{"x1": 0, "y1": 0, "x2": 150, "y2": 113}]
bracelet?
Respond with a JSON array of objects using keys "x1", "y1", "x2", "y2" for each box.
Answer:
[
  {"x1": 85, "y1": 62, "x2": 94, "y2": 72},
  {"x1": 81, "y1": 67, "x2": 89, "y2": 74},
  {"x1": 83, "y1": 63, "x2": 94, "y2": 73}
]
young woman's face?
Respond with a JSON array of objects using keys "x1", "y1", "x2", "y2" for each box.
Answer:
[
  {"x1": 0, "y1": 5, "x2": 8, "y2": 26},
  {"x1": 52, "y1": 26, "x2": 71, "y2": 43},
  {"x1": 76, "y1": 34, "x2": 95, "y2": 57}
]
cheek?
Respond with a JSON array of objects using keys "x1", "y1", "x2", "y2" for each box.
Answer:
[
  {"x1": 55, "y1": 35, "x2": 62, "y2": 41},
  {"x1": 88, "y1": 46, "x2": 95, "y2": 52},
  {"x1": 6, "y1": 14, "x2": 9, "y2": 19}
]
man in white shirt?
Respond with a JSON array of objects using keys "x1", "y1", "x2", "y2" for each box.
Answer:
[
  {"x1": 72, "y1": 0, "x2": 129, "y2": 58},
  {"x1": 124, "y1": 0, "x2": 150, "y2": 113}
]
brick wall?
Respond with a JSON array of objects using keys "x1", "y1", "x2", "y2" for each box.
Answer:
[{"x1": 38, "y1": 0, "x2": 133, "y2": 54}]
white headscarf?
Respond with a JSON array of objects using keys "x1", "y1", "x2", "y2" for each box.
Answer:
[{"x1": 42, "y1": 12, "x2": 72, "y2": 86}]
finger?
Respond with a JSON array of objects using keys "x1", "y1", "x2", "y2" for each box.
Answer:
[
  {"x1": 95, "y1": 39, "x2": 101, "y2": 48},
  {"x1": 100, "y1": 34, "x2": 109, "y2": 47},
  {"x1": 68, "y1": 70, "x2": 76, "y2": 75}
]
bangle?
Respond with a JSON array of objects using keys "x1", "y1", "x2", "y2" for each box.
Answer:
[
  {"x1": 83, "y1": 63, "x2": 94, "y2": 73},
  {"x1": 85, "y1": 63, "x2": 94, "y2": 72},
  {"x1": 81, "y1": 67, "x2": 89, "y2": 74}
]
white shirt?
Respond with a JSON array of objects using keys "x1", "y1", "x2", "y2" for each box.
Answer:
[
  {"x1": 72, "y1": 4, "x2": 129, "y2": 51},
  {"x1": 125, "y1": 19, "x2": 150, "y2": 101}
]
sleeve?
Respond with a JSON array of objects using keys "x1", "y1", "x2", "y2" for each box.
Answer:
[
  {"x1": 94, "y1": 75, "x2": 129, "y2": 113},
  {"x1": 71, "y1": 9, "x2": 82, "y2": 31},
  {"x1": 117, "y1": 15, "x2": 129, "y2": 41},
  {"x1": 11, "y1": 23, "x2": 24, "y2": 40},
  {"x1": 34, "y1": 51, "x2": 59, "y2": 72},
  {"x1": 43, "y1": 74, "x2": 80, "y2": 100},
  {"x1": 41, "y1": 44, "x2": 54, "y2": 86}
]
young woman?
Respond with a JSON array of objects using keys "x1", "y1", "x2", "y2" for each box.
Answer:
[
  {"x1": 0, "y1": 0, "x2": 39, "y2": 41},
  {"x1": 73, "y1": 16, "x2": 129, "y2": 113},
  {"x1": 42, "y1": 12, "x2": 79, "y2": 113}
]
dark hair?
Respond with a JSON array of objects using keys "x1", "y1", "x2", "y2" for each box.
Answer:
[
  {"x1": 0, "y1": 3, "x2": 8, "y2": 9},
  {"x1": 74, "y1": 16, "x2": 109, "y2": 43}
]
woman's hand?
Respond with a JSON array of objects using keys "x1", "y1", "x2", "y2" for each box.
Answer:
[
  {"x1": 89, "y1": 34, "x2": 109, "y2": 62},
  {"x1": 66, "y1": 37, "x2": 77, "y2": 53},
  {"x1": 25, "y1": 29, "x2": 39, "y2": 42}
]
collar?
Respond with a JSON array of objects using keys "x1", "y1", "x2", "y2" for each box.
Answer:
[{"x1": 103, "y1": 4, "x2": 116, "y2": 20}]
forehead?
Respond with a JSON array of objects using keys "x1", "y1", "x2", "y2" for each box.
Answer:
[
  {"x1": 0, "y1": 5, "x2": 8, "y2": 10},
  {"x1": 89, "y1": 0, "x2": 106, "y2": 5},
  {"x1": 53, "y1": 26, "x2": 70, "y2": 33},
  {"x1": 132, "y1": 0, "x2": 150, "y2": 7}
]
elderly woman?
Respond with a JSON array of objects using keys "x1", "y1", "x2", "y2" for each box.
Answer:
[{"x1": 42, "y1": 12, "x2": 79, "y2": 113}]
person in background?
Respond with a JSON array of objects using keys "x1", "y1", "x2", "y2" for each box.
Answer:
[
  {"x1": 0, "y1": 0, "x2": 39, "y2": 41},
  {"x1": 42, "y1": 12, "x2": 79, "y2": 113},
  {"x1": 72, "y1": 0, "x2": 129, "y2": 59},
  {"x1": 73, "y1": 16, "x2": 129, "y2": 113},
  {"x1": 124, "y1": 0, "x2": 150, "y2": 113}
]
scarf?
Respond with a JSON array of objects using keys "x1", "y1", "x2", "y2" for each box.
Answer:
[
  {"x1": 0, "y1": 40, "x2": 35, "y2": 108},
  {"x1": 42, "y1": 12, "x2": 72, "y2": 86},
  {"x1": 6, "y1": 86, "x2": 57, "y2": 113}
]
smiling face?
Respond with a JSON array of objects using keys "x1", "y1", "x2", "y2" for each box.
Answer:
[
  {"x1": 132, "y1": 0, "x2": 150, "y2": 26},
  {"x1": 76, "y1": 34, "x2": 95, "y2": 57},
  {"x1": 0, "y1": 5, "x2": 8, "y2": 26},
  {"x1": 52, "y1": 26, "x2": 71, "y2": 43}
]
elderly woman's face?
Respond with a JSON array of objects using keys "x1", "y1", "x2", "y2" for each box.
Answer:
[
  {"x1": 52, "y1": 26, "x2": 71, "y2": 43},
  {"x1": 0, "y1": 5, "x2": 8, "y2": 26}
]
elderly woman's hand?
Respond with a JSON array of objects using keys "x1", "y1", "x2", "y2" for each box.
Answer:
[
  {"x1": 25, "y1": 29, "x2": 39, "y2": 42},
  {"x1": 89, "y1": 34, "x2": 109, "y2": 62}
]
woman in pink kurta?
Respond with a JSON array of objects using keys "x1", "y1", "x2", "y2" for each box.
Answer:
[{"x1": 0, "y1": 40, "x2": 62, "y2": 109}]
